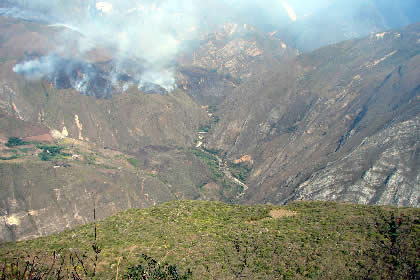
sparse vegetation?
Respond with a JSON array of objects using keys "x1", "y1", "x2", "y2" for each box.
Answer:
[
  {"x1": 0, "y1": 201, "x2": 418, "y2": 279},
  {"x1": 212, "y1": 115, "x2": 220, "y2": 123},
  {"x1": 0, "y1": 155, "x2": 20, "y2": 160},
  {"x1": 286, "y1": 125, "x2": 298, "y2": 133},
  {"x1": 228, "y1": 162, "x2": 251, "y2": 182},
  {"x1": 198, "y1": 124, "x2": 211, "y2": 133},
  {"x1": 86, "y1": 153, "x2": 96, "y2": 165},
  {"x1": 207, "y1": 105, "x2": 218, "y2": 113},
  {"x1": 18, "y1": 147, "x2": 31, "y2": 153},
  {"x1": 220, "y1": 180, "x2": 243, "y2": 201},
  {"x1": 5, "y1": 137, "x2": 28, "y2": 147},
  {"x1": 202, "y1": 147, "x2": 219, "y2": 156},
  {"x1": 37, "y1": 144, "x2": 71, "y2": 161},
  {"x1": 191, "y1": 148, "x2": 223, "y2": 180},
  {"x1": 0, "y1": 56, "x2": 12, "y2": 64},
  {"x1": 124, "y1": 254, "x2": 192, "y2": 280},
  {"x1": 127, "y1": 158, "x2": 139, "y2": 168},
  {"x1": 192, "y1": 146, "x2": 245, "y2": 201}
]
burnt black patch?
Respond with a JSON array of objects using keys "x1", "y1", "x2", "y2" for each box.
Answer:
[{"x1": 16, "y1": 54, "x2": 171, "y2": 98}]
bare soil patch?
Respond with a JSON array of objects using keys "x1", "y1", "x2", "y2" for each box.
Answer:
[
  {"x1": 203, "y1": 182, "x2": 221, "y2": 191},
  {"x1": 269, "y1": 209, "x2": 297, "y2": 219},
  {"x1": 23, "y1": 133, "x2": 53, "y2": 143}
]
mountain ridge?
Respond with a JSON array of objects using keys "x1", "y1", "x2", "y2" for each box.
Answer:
[
  {"x1": 207, "y1": 23, "x2": 420, "y2": 207},
  {"x1": 0, "y1": 15, "x2": 418, "y2": 242}
]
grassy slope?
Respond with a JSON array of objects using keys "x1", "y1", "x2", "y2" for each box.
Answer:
[{"x1": 0, "y1": 200, "x2": 418, "y2": 279}]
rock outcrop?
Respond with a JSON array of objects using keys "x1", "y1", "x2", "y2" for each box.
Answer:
[{"x1": 208, "y1": 23, "x2": 420, "y2": 207}]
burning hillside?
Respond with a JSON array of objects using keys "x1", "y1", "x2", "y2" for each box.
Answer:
[{"x1": 13, "y1": 54, "x2": 169, "y2": 97}]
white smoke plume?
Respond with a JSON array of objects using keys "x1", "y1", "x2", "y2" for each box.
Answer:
[
  {"x1": 10, "y1": 0, "x2": 200, "y2": 93},
  {"x1": 5, "y1": 0, "x2": 420, "y2": 93},
  {"x1": 13, "y1": 56, "x2": 57, "y2": 80}
]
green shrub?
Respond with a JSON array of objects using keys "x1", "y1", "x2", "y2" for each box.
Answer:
[
  {"x1": 203, "y1": 147, "x2": 219, "y2": 155},
  {"x1": 5, "y1": 137, "x2": 28, "y2": 147},
  {"x1": 18, "y1": 148, "x2": 31, "y2": 153},
  {"x1": 124, "y1": 254, "x2": 192, "y2": 280},
  {"x1": 191, "y1": 149, "x2": 223, "y2": 180},
  {"x1": 229, "y1": 162, "x2": 251, "y2": 182},
  {"x1": 127, "y1": 158, "x2": 139, "y2": 168},
  {"x1": 0, "y1": 155, "x2": 19, "y2": 160},
  {"x1": 286, "y1": 126, "x2": 297, "y2": 133},
  {"x1": 191, "y1": 149, "x2": 217, "y2": 162},
  {"x1": 198, "y1": 125, "x2": 211, "y2": 133},
  {"x1": 207, "y1": 105, "x2": 218, "y2": 113},
  {"x1": 36, "y1": 145, "x2": 71, "y2": 161},
  {"x1": 84, "y1": 154, "x2": 95, "y2": 164}
]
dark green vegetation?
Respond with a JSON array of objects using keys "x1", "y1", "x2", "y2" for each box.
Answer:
[
  {"x1": 37, "y1": 144, "x2": 72, "y2": 161},
  {"x1": 191, "y1": 148, "x2": 222, "y2": 179},
  {"x1": 5, "y1": 137, "x2": 28, "y2": 147},
  {"x1": 0, "y1": 154, "x2": 19, "y2": 160},
  {"x1": 228, "y1": 162, "x2": 251, "y2": 182},
  {"x1": 198, "y1": 124, "x2": 211, "y2": 133},
  {"x1": 0, "y1": 201, "x2": 418, "y2": 279},
  {"x1": 2, "y1": 137, "x2": 71, "y2": 162},
  {"x1": 1, "y1": 137, "x2": 37, "y2": 161},
  {"x1": 124, "y1": 254, "x2": 192, "y2": 280},
  {"x1": 191, "y1": 148, "x2": 243, "y2": 201},
  {"x1": 0, "y1": 251, "x2": 192, "y2": 280},
  {"x1": 127, "y1": 158, "x2": 139, "y2": 168}
]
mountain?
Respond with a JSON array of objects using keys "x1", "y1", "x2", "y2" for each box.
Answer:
[
  {"x1": 207, "y1": 23, "x2": 420, "y2": 207},
  {"x1": 177, "y1": 23, "x2": 298, "y2": 105},
  {"x1": 0, "y1": 14, "x2": 298, "y2": 242},
  {"x1": 1, "y1": 200, "x2": 418, "y2": 279},
  {"x1": 0, "y1": 8, "x2": 418, "y2": 243},
  {"x1": 0, "y1": 110, "x2": 219, "y2": 241},
  {"x1": 278, "y1": 0, "x2": 420, "y2": 51},
  {"x1": 0, "y1": 16, "x2": 219, "y2": 242}
]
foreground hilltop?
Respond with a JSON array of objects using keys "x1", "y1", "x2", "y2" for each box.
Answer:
[{"x1": 1, "y1": 200, "x2": 418, "y2": 279}]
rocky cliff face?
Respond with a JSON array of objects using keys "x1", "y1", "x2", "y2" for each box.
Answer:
[
  {"x1": 0, "y1": 13, "x2": 419, "y2": 243},
  {"x1": 177, "y1": 23, "x2": 298, "y2": 104},
  {"x1": 294, "y1": 117, "x2": 419, "y2": 206},
  {"x1": 208, "y1": 23, "x2": 420, "y2": 207}
]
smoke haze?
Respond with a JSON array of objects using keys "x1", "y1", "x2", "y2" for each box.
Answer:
[{"x1": 4, "y1": 0, "x2": 420, "y2": 92}]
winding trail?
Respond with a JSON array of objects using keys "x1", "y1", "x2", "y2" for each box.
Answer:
[
  {"x1": 195, "y1": 108, "x2": 248, "y2": 199},
  {"x1": 198, "y1": 146, "x2": 249, "y2": 199}
]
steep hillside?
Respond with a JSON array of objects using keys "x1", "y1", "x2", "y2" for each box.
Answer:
[
  {"x1": 0, "y1": 16, "x2": 218, "y2": 242},
  {"x1": 0, "y1": 11, "x2": 419, "y2": 245},
  {"x1": 0, "y1": 113, "x2": 223, "y2": 242},
  {"x1": 277, "y1": 0, "x2": 420, "y2": 52},
  {"x1": 295, "y1": 118, "x2": 419, "y2": 205},
  {"x1": 0, "y1": 201, "x2": 418, "y2": 279},
  {"x1": 0, "y1": 15, "x2": 283, "y2": 242},
  {"x1": 0, "y1": 16, "x2": 208, "y2": 151},
  {"x1": 207, "y1": 23, "x2": 420, "y2": 207},
  {"x1": 178, "y1": 23, "x2": 298, "y2": 105}
]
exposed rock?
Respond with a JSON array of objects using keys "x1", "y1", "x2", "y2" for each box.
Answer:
[
  {"x1": 208, "y1": 23, "x2": 420, "y2": 207},
  {"x1": 294, "y1": 118, "x2": 419, "y2": 207},
  {"x1": 177, "y1": 24, "x2": 297, "y2": 104}
]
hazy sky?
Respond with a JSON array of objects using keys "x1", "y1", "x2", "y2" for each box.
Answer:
[{"x1": 6, "y1": 0, "x2": 420, "y2": 91}]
